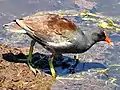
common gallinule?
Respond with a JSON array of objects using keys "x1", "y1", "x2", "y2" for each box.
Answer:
[{"x1": 3, "y1": 13, "x2": 113, "y2": 78}]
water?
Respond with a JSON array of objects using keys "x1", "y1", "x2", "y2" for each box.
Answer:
[
  {"x1": 0, "y1": 0, "x2": 120, "y2": 89},
  {"x1": 96, "y1": 0, "x2": 120, "y2": 89},
  {"x1": 97, "y1": 0, "x2": 120, "y2": 16}
]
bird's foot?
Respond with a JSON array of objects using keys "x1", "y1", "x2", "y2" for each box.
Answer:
[
  {"x1": 27, "y1": 61, "x2": 41, "y2": 75},
  {"x1": 97, "y1": 68, "x2": 110, "y2": 77}
]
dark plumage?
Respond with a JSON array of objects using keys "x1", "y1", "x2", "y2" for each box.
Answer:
[{"x1": 3, "y1": 13, "x2": 113, "y2": 78}]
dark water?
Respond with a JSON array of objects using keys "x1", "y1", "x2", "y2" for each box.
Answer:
[
  {"x1": 97, "y1": 0, "x2": 120, "y2": 89},
  {"x1": 0, "y1": 0, "x2": 120, "y2": 89}
]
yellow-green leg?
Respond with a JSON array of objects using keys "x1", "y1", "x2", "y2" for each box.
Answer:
[
  {"x1": 48, "y1": 55, "x2": 56, "y2": 79},
  {"x1": 27, "y1": 40, "x2": 39, "y2": 74}
]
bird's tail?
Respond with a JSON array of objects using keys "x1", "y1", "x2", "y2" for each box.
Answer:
[{"x1": 3, "y1": 20, "x2": 26, "y2": 33}]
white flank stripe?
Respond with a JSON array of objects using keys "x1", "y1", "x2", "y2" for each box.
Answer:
[{"x1": 47, "y1": 41, "x2": 72, "y2": 47}]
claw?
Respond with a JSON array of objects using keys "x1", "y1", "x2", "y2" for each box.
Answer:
[
  {"x1": 28, "y1": 64, "x2": 37, "y2": 75},
  {"x1": 97, "y1": 68, "x2": 110, "y2": 77},
  {"x1": 28, "y1": 61, "x2": 41, "y2": 75}
]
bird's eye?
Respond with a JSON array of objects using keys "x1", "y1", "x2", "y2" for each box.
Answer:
[
  {"x1": 97, "y1": 34, "x2": 102, "y2": 38},
  {"x1": 97, "y1": 33, "x2": 106, "y2": 41}
]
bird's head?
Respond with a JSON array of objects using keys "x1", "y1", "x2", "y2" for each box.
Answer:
[{"x1": 92, "y1": 29, "x2": 113, "y2": 46}]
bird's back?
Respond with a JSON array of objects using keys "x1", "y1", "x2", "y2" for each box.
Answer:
[{"x1": 3, "y1": 13, "x2": 81, "y2": 53}]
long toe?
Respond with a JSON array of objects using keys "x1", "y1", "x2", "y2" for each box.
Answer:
[
  {"x1": 97, "y1": 68, "x2": 110, "y2": 77},
  {"x1": 18, "y1": 58, "x2": 39, "y2": 75},
  {"x1": 27, "y1": 62, "x2": 41, "y2": 75}
]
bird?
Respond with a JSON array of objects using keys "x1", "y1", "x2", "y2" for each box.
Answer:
[{"x1": 3, "y1": 13, "x2": 113, "y2": 79}]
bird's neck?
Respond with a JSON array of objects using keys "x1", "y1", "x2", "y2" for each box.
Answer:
[{"x1": 83, "y1": 30, "x2": 97, "y2": 49}]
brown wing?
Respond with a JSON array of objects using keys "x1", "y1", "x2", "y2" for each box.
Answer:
[{"x1": 22, "y1": 14, "x2": 77, "y2": 38}]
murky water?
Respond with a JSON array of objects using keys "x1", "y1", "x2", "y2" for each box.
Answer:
[
  {"x1": 0, "y1": 0, "x2": 120, "y2": 89},
  {"x1": 96, "y1": 0, "x2": 120, "y2": 89},
  {"x1": 97, "y1": 0, "x2": 120, "y2": 16}
]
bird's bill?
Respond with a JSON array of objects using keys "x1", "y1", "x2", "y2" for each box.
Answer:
[
  {"x1": 105, "y1": 36, "x2": 114, "y2": 46},
  {"x1": 104, "y1": 31, "x2": 114, "y2": 46}
]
